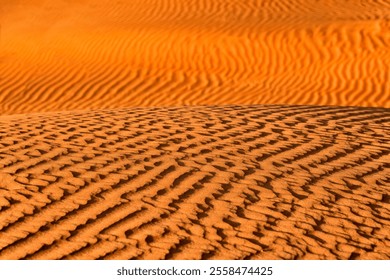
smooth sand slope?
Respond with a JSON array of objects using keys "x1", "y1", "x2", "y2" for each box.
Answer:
[
  {"x1": 1, "y1": 0, "x2": 390, "y2": 114},
  {"x1": 0, "y1": 105, "x2": 389, "y2": 260}
]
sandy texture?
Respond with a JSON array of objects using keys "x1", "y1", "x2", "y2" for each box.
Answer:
[
  {"x1": 0, "y1": 105, "x2": 389, "y2": 260},
  {"x1": 1, "y1": 0, "x2": 390, "y2": 114}
]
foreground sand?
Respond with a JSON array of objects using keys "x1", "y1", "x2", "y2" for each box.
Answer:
[
  {"x1": 0, "y1": 104, "x2": 389, "y2": 259},
  {"x1": 1, "y1": 0, "x2": 390, "y2": 115}
]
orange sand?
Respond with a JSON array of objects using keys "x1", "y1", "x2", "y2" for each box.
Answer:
[
  {"x1": 0, "y1": 0, "x2": 389, "y2": 260},
  {"x1": 0, "y1": 105, "x2": 389, "y2": 259},
  {"x1": 1, "y1": 0, "x2": 390, "y2": 115}
]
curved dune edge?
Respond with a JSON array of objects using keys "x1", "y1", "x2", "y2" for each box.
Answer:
[
  {"x1": 0, "y1": 104, "x2": 389, "y2": 260},
  {"x1": 1, "y1": 0, "x2": 390, "y2": 115}
]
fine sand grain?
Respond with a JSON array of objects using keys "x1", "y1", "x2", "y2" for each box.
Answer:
[
  {"x1": 1, "y1": 0, "x2": 390, "y2": 114},
  {"x1": 0, "y1": 105, "x2": 389, "y2": 260}
]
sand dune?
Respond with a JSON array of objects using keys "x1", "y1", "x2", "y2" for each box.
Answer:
[
  {"x1": 1, "y1": 0, "x2": 389, "y2": 261},
  {"x1": 0, "y1": 105, "x2": 389, "y2": 260},
  {"x1": 1, "y1": 0, "x2": 389, "y2": 115}
]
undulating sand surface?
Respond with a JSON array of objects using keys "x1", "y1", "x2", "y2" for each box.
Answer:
[
  {"x1": 1, "y1": 0, "x2": 390, "y2": 114},
  {"x1": 0, "y1": 105, "x2": 389, "y2": 260},
  {"x1": 1, "y1": 0, "x2": 389, "y2": 261}
]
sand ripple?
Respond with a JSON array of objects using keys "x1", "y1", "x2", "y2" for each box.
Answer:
[
  {"x1": 0, "y1": 105, "x2": 389, "y2": 259},
  {"x1": 1, "y1": 0, "x2": 389, "y2": 114}
]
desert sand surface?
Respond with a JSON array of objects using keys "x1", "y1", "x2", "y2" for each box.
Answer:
[
  {"x1": 0, "y1": 105, "x2": 389, "y2": 260},
  {"x1": 1, "y1": 0, "x2": 390, "y2": 261},
  {"x1": 1, "y1": 0, "x2": 390, "y2": 114}
]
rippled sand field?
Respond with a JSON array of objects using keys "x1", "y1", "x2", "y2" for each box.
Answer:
[
  {"x1": 0, "y1": 105, "x2": 389, "y2": 259},
  {"x1": 1, "y1": 0, "x2": 390, "y2": 114},
  {"x1": 0, "y1": 1, "x2": 389, "y2": 260}
]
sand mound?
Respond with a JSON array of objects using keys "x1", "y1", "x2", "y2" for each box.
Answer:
[
  {"x1": 0, "y1": 105, "x2": 389, "y2": 259},
  {"x1": 1, "y1": 0, "x2": 390, "y2": 115}
]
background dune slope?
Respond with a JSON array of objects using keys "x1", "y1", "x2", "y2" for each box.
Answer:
[
  {"x1": 0, "y1": 105, "x2": 389, "y2": 259},
  {"x1": 1, "y1": 0, "x2": 390, "y2": 114}
]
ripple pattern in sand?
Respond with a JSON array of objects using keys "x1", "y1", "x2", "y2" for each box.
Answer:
[
  {"x1": 0, "y1": 105, "x2": 389, "y2": 259},
  {"x1": 0, "y1": 0, "x2": 390, "y2": 114}
]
